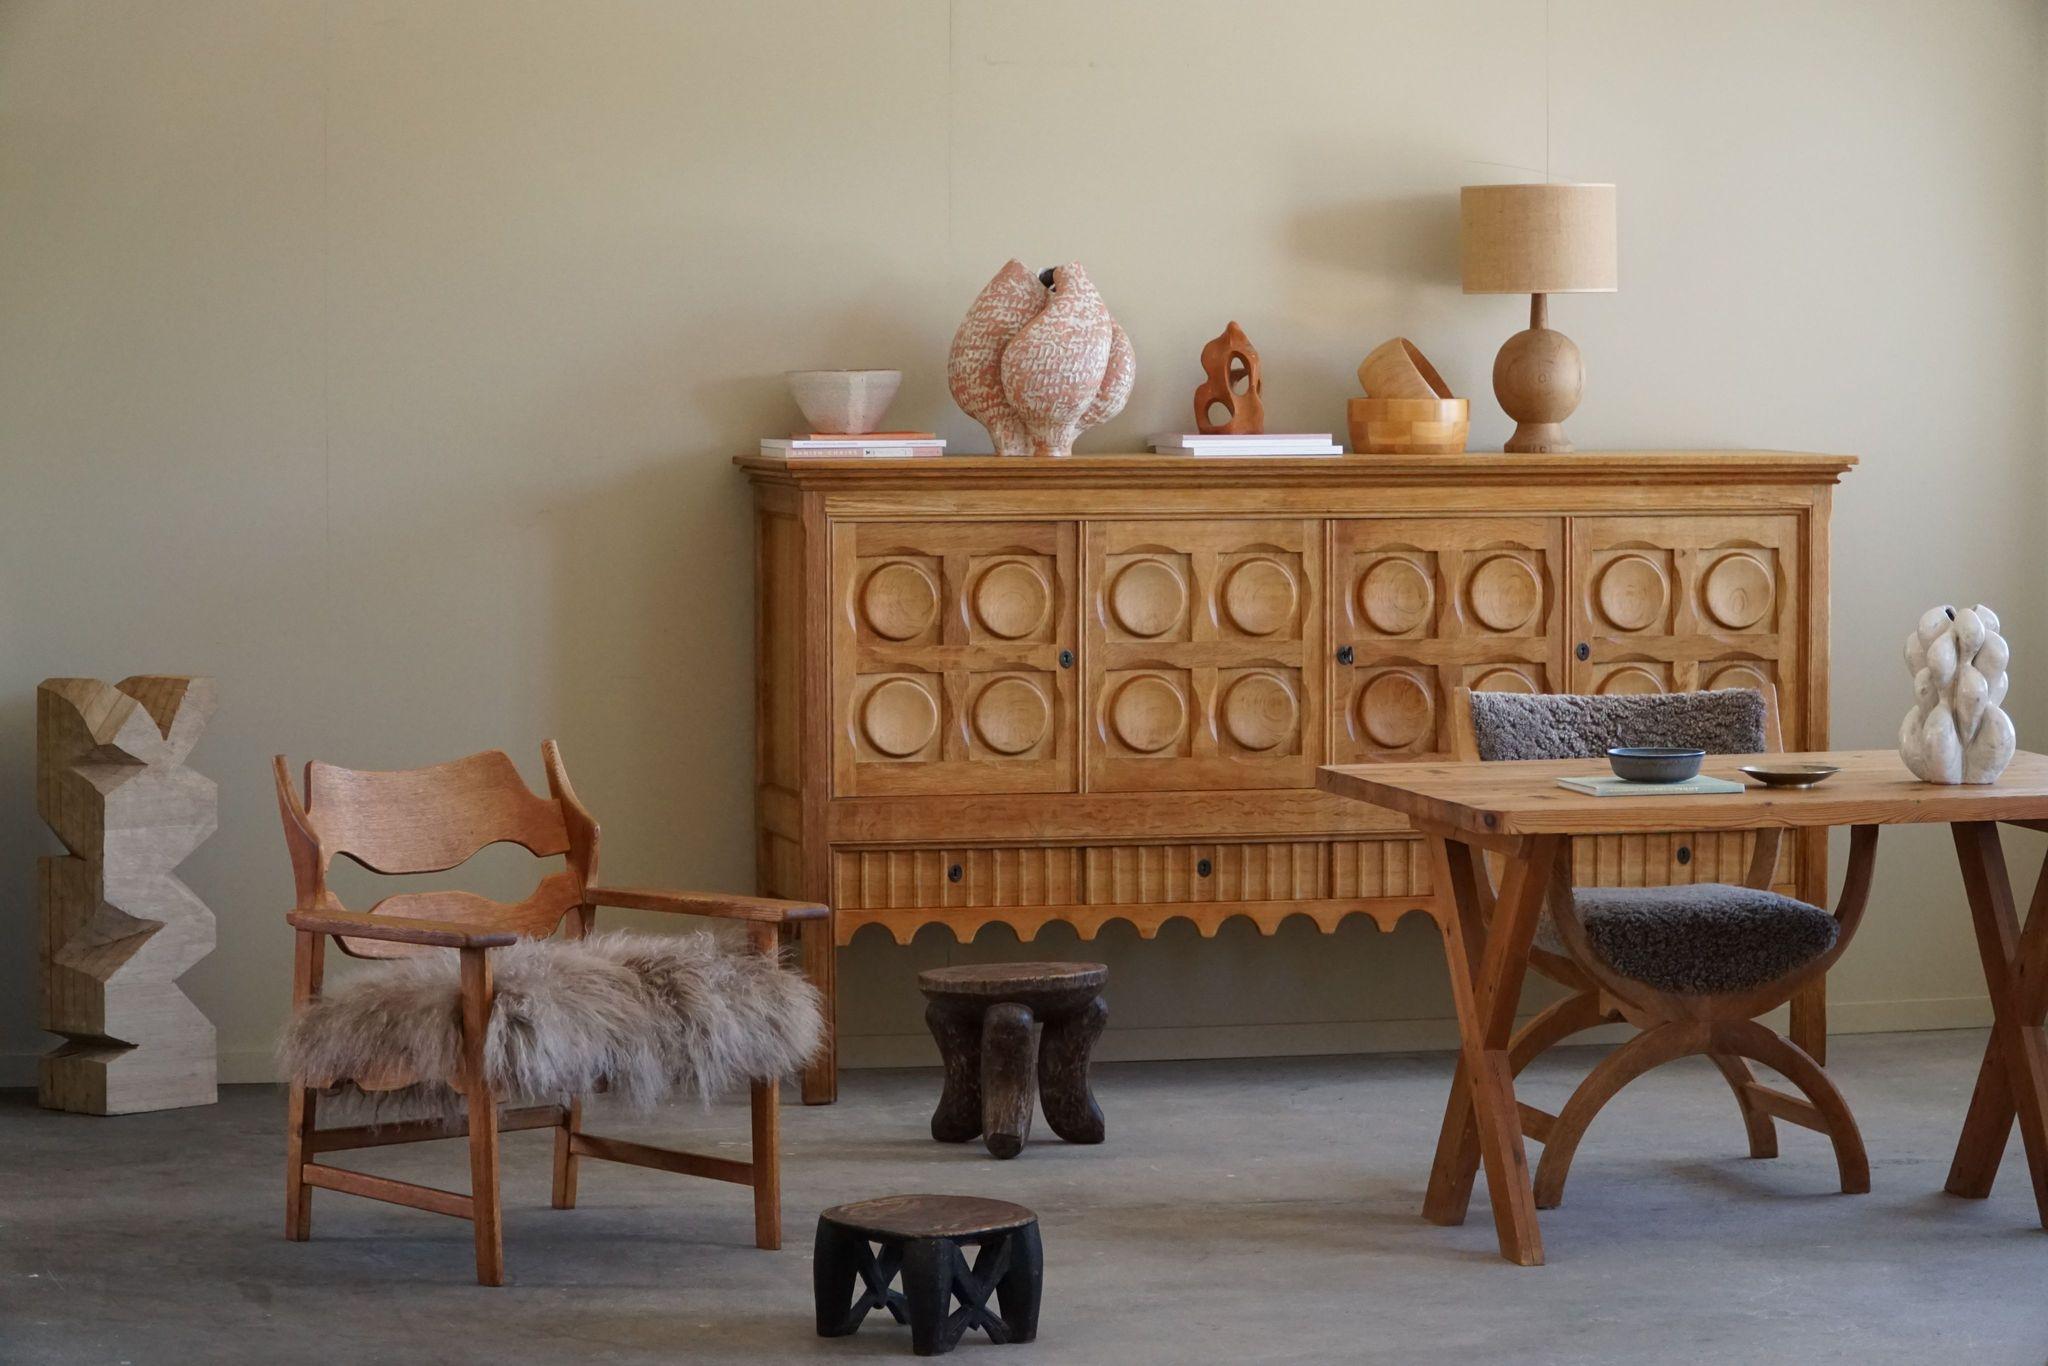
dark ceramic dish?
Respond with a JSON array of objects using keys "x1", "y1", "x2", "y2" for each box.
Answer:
[
  {"x1": 1738, "y1": 763, "x2": 1840, "y2": 788},
  {"x1": 1606, "y1": 747, "x2": 1707, "y2": 783}
]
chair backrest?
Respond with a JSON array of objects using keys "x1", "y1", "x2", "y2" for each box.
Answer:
[
  {"x1": 1452, "y1": 686, "x2": 1780, "y2": 763},
  {"x1": 273, "y1": 744, "x2": 600, "y2": 958}
]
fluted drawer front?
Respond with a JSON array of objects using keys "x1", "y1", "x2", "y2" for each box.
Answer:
[
  {"x1": 1083, "y1": 842, "x2": 1328, "y2": 905},
  {"x1": 832, "y1": 846, "x2": 1085, "y2": 910}
]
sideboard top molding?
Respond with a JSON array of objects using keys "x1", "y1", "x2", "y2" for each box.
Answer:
[{"x1": 736, "y1": 450, "x2": 1857, "y2": 490}]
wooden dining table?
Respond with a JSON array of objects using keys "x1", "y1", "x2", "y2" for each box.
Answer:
[{"x1": 1317, "y1": 747, "x2": 2048, "y2": 1266}]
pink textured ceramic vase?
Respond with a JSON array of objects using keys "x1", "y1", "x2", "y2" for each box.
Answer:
[{"x1": 947, "y1": 261, "x2": 1134, "y2": 458}]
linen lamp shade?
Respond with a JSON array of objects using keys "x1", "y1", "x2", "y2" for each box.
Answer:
[
  {"x1": 1460, "y1": 183, "x2": 1618, "y2": 295},
  {"x1": 1458, "y1": 182, "x2": 1617, "y2": 452}
]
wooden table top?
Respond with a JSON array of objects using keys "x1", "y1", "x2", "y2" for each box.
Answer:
[{"x1": 1316, "y1": 749, "x2": 2048, "y2": 839}]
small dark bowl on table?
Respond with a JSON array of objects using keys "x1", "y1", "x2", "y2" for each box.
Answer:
[
  {"x1": 1606, "y1": 747, "x2": 1706, "y2": 783},
  {"x1": 1738, "y1": 763, "x2": 1841, "y2": 788}
]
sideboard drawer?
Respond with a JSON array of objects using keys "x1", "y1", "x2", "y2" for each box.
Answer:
[
  {"x1": 1083, "y1": 842, "x2": 1328, "y2": 905},
  {"x1": 833, "y1": 846, "x2": 1084, "y2": 910},
  {"x1": 1572, "y1": 829, "x2": 1794, "y2": 890}
]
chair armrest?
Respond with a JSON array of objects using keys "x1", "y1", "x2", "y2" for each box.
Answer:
[
  {"x1": 286, "y1": 909, "x2": 519, "y2": 950},
  {"x1": 582, "y1": 886, "x2": 829, "y2": 924}
]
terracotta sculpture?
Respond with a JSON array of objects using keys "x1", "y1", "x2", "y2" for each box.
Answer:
[
  {"x1": 948, "y1": 261, "x2": 1134, "y2": 458},
  {"x1": 1193, "y1": 321, "x2": 1263, "y2": 434},
  {"x1": 1901, "y1": 603, "x2": 2014, "y2": 784}
]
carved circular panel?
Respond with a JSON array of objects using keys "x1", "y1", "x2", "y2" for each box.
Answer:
[
  {"x1": 1219, "y1": 671, "x2": 1298, "y2": 752},
  {"x1": 1221, "y1": 557, "x2": 1297, "y2": 637},
  {"x1": 1702, "y1": 554, "x2": 1773, "y2": 630},
  {"x1": 1470, "y1": 667, "x2": 1537, "y2": 694},
  {"x1": 1108, "y1": 558, "x2": 1186, "y2": 638},
  {"x1": 860, "y1": 678, "x2": 939, "y2": 756},
  {"x1": 860, "y1": 561, "x2": 939, "y2": 641},
  {"x1": 1358, "y1": 671, "x2": 1435, "y2": 750},
  {"x1": 1467, "y1": 555, "x2": 1541, "y2": 632},
  {"x1": 971, "y1": 676, "x2": 1051, "y2": 755},
  {"x1": 1594, "y1": 555, "x2": 1668, "y2": 632},
  {"x1": 1703, "y1": 662, "x2": 1771, "y2": 696},
  {"x1": 1108, "y1": 673, "x2": 1186, "y2": 754},
  {"x1": 1359, "y1": 557, "x2": 1433, "y2": 635},
  {"x1": 971, "y1": 559, "x2": 1051, "y2": 639},
  {"x1": 1595, "y1": 666, "x2": 1666, "y2": 697}
]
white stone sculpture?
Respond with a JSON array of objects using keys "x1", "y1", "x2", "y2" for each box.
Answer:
[
  {"x1": 1900, "y1": 603, "x2": 2015, "y2": 784},
  {"x1": 947, "y1": 260, "x2": 1134, "y2": 458}
]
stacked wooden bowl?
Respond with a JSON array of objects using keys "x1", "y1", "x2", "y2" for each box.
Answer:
[{"x1": 1349, "y1": 338, "x2": 1468, "y2": 454}]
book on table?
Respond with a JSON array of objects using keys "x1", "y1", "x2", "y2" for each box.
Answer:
[{"x1": 1555, "y1": 774, "x2": 1747, "y2": 797}]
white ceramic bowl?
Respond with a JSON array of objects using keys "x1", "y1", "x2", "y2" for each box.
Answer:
[{"x1": 786, "y1": 369, "x2": 902, "y2": 435}]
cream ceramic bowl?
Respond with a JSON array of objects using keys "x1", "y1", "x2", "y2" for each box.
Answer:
[{"x1": 786, "y1": 369, "x2": 902, "y2": 435}]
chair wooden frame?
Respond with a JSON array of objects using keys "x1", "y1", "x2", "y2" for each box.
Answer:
[
  {"x1": 1438, "y1": 685, "x2": 1878, "y2": 1213},
  {"x1": 275, "y1": 741, "x2": 826, "y2": 1286}
]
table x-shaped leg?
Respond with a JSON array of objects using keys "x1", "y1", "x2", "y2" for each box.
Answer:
[
  {"x1": 1419, "y1": 830, "x2": 1562, "y2": 1265},
  {"x1": 1944, "y1": 821, "x2": 2048, "y2": 1226}
]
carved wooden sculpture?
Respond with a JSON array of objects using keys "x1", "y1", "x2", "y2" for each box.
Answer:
[
  {"x1": 39, "y1": 675, "x2": 218, "y2": 1114},
  {"x1": 1193, "y1": 321, "x2": 1264, "y2": 433}
]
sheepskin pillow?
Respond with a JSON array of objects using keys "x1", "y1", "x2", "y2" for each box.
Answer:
[{"x1": 278, "y1": 930, "x2": 823, "y2": 1120}]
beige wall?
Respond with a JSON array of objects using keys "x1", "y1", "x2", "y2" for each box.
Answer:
[{"x1": 2, "y1": 0, "x2": 2043, "y2": 1083}]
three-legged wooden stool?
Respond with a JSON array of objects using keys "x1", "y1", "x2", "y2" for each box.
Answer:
[
  {"x1": 814, "y1": 1195, "x2": 1042, "y2": 1356},
  {"x1": 918, "y1": 962, "x2": 1108, "y2": 1159}
]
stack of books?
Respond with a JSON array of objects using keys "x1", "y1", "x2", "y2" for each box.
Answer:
[
  {"x1": 760, "y1": 432, "x2": 945, "y2": 459},
  {"x1": 1150, "y1": 433, "x2": 1343, "y2": 457}
]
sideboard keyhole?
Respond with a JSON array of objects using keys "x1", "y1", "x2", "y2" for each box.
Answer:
[
  {"x1": 1336, "y1": 644, "x2": 1355, "y2": 666},
  {"x1": 947, "y1": 863, "x2": 964, "y2": 883},
  {"x1": 1196, "y1": 858, "x2": 1213, "y2": 878},
  {"x1": 1675, "y1": 846, "x2": 1692, "y2": 866},
  {"x1": 1059, "y1": 648, "x2": 1074, "y2": 669},
  {"x1": 1575, "y1": 642, "x2": 1591, "y2": 661}
]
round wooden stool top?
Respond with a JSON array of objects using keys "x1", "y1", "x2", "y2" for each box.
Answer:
[
  {"x1": 820, "y1": 1193, "x2": 1037, "y2": 1242},
  {"x1": 918, "y1": 962, "x2": 1107, "y2": 1016}
]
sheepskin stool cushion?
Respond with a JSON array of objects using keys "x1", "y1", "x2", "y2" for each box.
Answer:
[
  {"x1": 278, "y1": 930, "x2": 823, "y2": 1119},
  {"x1": 1538, "y1": 884, "x2": 1840, "y2": 995}
]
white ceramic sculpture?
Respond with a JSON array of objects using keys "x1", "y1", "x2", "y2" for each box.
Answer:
[
  {"x1": 947, "y1": 260, "x2": 1134, "y2": 458},
  {"x1": 1900, "y1": 603, "x2": 2015, "y2": 784}
]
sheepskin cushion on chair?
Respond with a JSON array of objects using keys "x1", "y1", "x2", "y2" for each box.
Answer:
[
  {"x1": 278, "y1": 931, "x2": 823, "y2": 1119},
  {"x1": 1537, "y1": 884, "x2": 1840, "y2": 995}
]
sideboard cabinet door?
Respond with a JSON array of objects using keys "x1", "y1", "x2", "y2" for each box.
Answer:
[
  {"x1": 1567, "y1": 514, "x2": 1803, "y2": 742},
  {"x1": 1085, "y1": 519, "x2": 1323, "y2": 791},
  {"x1": 1331, "y1": 517, "x2": 1566, "y2": 761},
  {"x1": 832, "y1": 520, "x2": 1077, "y2": 796}
]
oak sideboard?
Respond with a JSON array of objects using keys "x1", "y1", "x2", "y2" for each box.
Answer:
[{"x1": 737, "y1": 450, "x2": 1855, "y2": 1103}]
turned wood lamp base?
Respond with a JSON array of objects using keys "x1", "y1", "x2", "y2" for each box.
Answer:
[
  {"x1": 1494, "y1": 292, "x2": 1585, "y2": 454},
  {"x1": 918, "y1": 963, "x2": 1108, "y2": 1159}
]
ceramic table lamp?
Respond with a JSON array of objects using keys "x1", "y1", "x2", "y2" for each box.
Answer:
[{"x1": 1460, "y1": 182, "x2": 1617, "y2": 453}]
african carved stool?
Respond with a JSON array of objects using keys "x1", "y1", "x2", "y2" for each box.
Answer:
[
  {"x1": 917, "y1": 962, "x2": 1107, "y2": 1159},
  {"x1": 814, "y1": 1195, "x2": 1042, "y2": 1356}
]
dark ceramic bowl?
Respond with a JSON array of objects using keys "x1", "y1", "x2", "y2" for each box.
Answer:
[{"x1": 1607, "y1": 747, "x2": 1706, "y2": 783}]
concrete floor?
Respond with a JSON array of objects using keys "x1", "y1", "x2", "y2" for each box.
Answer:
[{"x1": 4, "y1": 1030, "x2": 2047, "y2": 1364}]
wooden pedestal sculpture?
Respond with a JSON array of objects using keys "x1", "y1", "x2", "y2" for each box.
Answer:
[{"x1": 38, "y1": 676, "x2": 218, "y2": 1114}]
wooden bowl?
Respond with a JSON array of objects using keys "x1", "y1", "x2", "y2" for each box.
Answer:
[
  {"x1": 1357, "y1": 337, "x2": 1453, "y2": 400},
  {"x1": 1347, "y1": 398, "x2": 1469, "y2": 455}
]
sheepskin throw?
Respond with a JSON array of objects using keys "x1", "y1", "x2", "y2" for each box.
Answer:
[
  {"x1": 278, "y1": 931, "x2": 822, "y2": 1120},
  {"x1": 1468, "y1": 688, "x2": 1767, "y2": 762}
]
